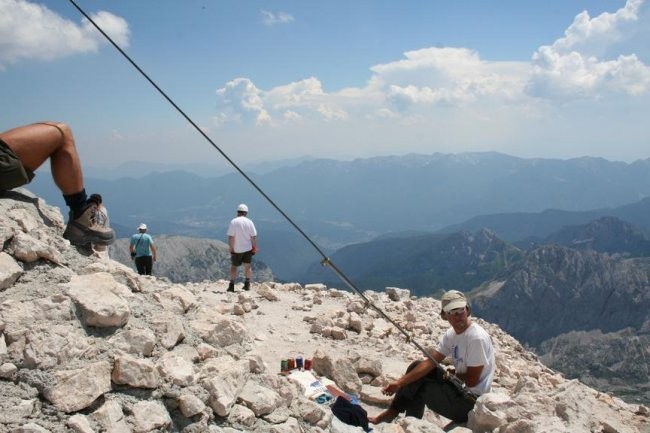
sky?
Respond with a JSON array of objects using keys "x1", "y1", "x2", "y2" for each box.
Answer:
[{"x1": 1, "y1": 0, "x2": 649, "y2": 172}]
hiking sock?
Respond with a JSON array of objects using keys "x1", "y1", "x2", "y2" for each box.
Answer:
[
  {"x1": 63, "y1": 189, "x2": 88, "y2": 219},
  {"x1": 243, "y1": 279, "x2": 250, "y2": 290},
  {"x1": 227, "y1": 280, "x2": 235, "y2": 292}
]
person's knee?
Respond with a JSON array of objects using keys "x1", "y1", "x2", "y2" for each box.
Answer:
[
  {"x1": 43, "y1": 122, "x2": 75, "y2": 148},
  {"x1": 43, "y1": 121, "x2": 70, "y2": 135}
]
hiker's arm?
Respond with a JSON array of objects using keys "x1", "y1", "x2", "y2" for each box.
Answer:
[
  {"x1": 457, "y1": 365, "x2": 483, "y2": 388},
  {"x1": 150, "y1": 244, "x2": 157, "y2": 261},
  {"x1": 228, "y1": 236, "x2": 235, "y2": 253},
  {"x1": 382, "y1": 351, "x2": 444, "y2": 395}
]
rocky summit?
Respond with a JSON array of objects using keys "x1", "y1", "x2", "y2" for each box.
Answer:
[{"x1": 0, "y1": 189, "x2": 649, "y2": 433}]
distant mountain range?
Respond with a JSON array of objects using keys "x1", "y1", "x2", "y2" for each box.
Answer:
[
  {"x1": 28, "y1": 151, "x2": 650, "y2": 281},
  {"x1": 442, "y1": 197, "x2": 650, "y2": 243},
  {"x1": 302, "y1": 229, "x2": 523, "y2": 296}
]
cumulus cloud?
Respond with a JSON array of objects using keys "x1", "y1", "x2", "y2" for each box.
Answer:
[
  {"x1": 368, "y1": 47, "x2": 530, "y2": 111},
  {"x1": 528, "y1": 0, "x2": 650, "y2": 98},
  {"x1": 215, "y1": 78, "x2": 271, "y2": 126},
  {"x1": 260, "y1": 10, "x2": 294, "y2": 26},
  {"x1": 0, "y1": 0, "x2": 129, "y2": 68},
  {"x1": 216, "y1": 77, "x2": 349, "y2": 126},
  {"x1": 266, "y1": 77, "x2": 325, "y2": 109},
  {"x1": 214, "y1": 48, "x2": 529, "y2": 126}
]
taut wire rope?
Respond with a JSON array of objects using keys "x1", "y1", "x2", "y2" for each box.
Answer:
[{"x1": 67, "y1": 0, "x2": 475, "y2": 401}]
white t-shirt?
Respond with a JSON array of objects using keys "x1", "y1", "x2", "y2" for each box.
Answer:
[
  {"x1": 437, "y1": 322, "x2": 495, "y2": 395},
  {"x1": 227, "y1": 216, "x2": 257, "y2": 253}
]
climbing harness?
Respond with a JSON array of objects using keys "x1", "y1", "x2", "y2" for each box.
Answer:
[{"x1": 67, "y1": 0, "x2": 477, "y2": 403}]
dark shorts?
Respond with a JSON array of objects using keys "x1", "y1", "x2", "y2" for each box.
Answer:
[
  {"x1": 135, "y1": 255, "x2": 153, "y2": 275},
  {"x1": 0, "y1": 138, "x2": 34, "y2": 190},
  {"x1": 231, "y1": 250, "x2": 253, "y2": 267}
]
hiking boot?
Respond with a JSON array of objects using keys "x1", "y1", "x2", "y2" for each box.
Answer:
[
  {"x1": 63, "y1": 203, "x2": 115, "y2": 246},
  {"x1": 227, "y1": 282, "x2": 235, "y2": 292},
  {"x1": 243, "y1": 281, "x2": 250, "y2": 291}
]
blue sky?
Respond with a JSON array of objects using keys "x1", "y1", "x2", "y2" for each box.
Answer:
[{"x1": 1, "y1": 0, "x2": 649, "y2": 172}]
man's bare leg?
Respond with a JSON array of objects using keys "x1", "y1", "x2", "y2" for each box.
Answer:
[
  {"x1": 227, "y1": 265, "x2": 238, "y2": 291},
  {"x1": 368, "y1": 408, "x2": 398, "y2": 424},
  {"x1": 229, "y1": 265, "x2": 238, "y2": 281},
  {"x1": 0, "y1": 122, "x2": 83, "y2": 195},
  {"x1": 1, "y1": 121, "x2": 114, "y2": 246}
]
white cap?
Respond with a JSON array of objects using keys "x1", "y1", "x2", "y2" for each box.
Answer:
[
  {"x1": 138, "y1": 223, "x2": 147, "y2": 230},
  {"x1": 441, "y1": 290, "x2": 468, "y2": 313},
  {"x1": 237, "y1": 203, "x2": 249, "y2": 213}
]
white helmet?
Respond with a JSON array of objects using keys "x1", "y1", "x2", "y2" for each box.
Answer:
[{"x1": 237, "y1": 203, "x2": 249, "y2": 213}]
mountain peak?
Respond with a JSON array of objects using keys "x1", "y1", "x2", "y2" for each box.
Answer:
[{"x1": 0, "y1": 189, "x2": 648, "y2": 432}]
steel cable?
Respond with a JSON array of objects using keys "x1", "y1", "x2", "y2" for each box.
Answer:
[{"x1": 67, "y1": 1, "x2": 476, "y2": 401}]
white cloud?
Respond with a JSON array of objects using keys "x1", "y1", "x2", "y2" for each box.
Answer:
[
  {"x1": 216, "y1": 77, "x2": 343, "y2": 125},
  {"x1": 553, "y1": 0, "x2": 643, "y2": 57},
  {"x1": 215, "y1": 78, "x2": 271, "y2": 126},
  {"x1": 0, "y1": 0, "x2": 129, "y2": 68},
  {"x1": 82, "y1": 10, "x2": 130, "y2": 48},
  {"x1": 214, "y1": 49, "x2": 530, "y2": 127},
  {"x1": 266, "y1": 77, "x2": 325, "y2": 109},
  {"x1": 260, "y1": 10, "x2": 294, "y2": 26},
  {"x1": 316, "y1": 104, "x2": 348, "y2": 121},
  {"x1": 528, "y1": 0, "x2": 650, "y2": 99},
  {"x1": 283, "y1": 110, "x2": 303, "y2": 121}
]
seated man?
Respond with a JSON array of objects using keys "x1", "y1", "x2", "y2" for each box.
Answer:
[
  {"x1": 0, "y1": 121, "x2": 115, "y2": 246},
  {"x1": 369, "y1": 290, "x2": 495, "y2": 426}
]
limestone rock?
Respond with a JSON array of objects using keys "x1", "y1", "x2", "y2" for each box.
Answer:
[
  {"x1": 132, "y1": 400, "x2": 171, "y2": 432},
  {"x1": 67, "y1": 274, "x2": 130, "y2": 328},
  {"x1": 43, "y1": 361, "x2": 112, "y2": 413},
  {"x1": 0, "y1": 252, "x2": 23, "y2": 289}
]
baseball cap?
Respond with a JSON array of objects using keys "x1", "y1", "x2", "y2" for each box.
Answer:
[
  {"x1": 441, "y1": 290, "x2": 468, "y2": 313},
  {"x1": 237, "y1": 204, "x2": 249, "y2": 212},
  {"x1": 138, "y1": 223, "x2": 147, "y2": 230}
]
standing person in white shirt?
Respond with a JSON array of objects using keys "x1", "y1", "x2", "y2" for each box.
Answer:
[
  {"x1": 226, "y1": 203, "x2": 258, "y2": 292},
  {"x1": 369, "y1": 290, "x2": 495, "y2": 426}
]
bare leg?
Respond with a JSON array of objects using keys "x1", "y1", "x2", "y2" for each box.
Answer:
[
  {"x1": 243, "y1": 262, "x2": 252, "y2": 280},
  {"x1": 0, "y1": 122, "x2": 83, "y2": 195},
  {"x1": 229, "y1": 265, "x2": 238, "y2": 281},
  {"x1": 368, "y1": 408, "x2": 398, "y2": 424}
]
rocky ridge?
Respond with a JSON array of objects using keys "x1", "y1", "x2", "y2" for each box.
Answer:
[{"x1": 0, "y1": 189, "x2": 648, "y2": 433}]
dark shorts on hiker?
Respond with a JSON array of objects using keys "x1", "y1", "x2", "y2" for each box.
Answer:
[
  {"x1": 135, "y1": 255, "x2": 154, "y2": 275},
  {"x1": 0, "y1": 138, "x2": 34, "y2": 190},
  {"x1": 231, "y1": 250, "x2": 253, "y2": 267}
]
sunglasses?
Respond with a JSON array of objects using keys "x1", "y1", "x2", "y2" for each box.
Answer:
[{"x1": 447, "y1": 307, "x2": 466, "y2": 316}]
